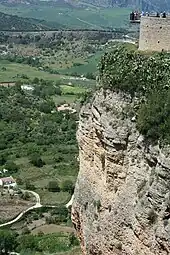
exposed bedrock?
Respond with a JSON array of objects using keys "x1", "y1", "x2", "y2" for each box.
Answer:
[{"x1": 72, "y1": 89, "x2": 170, "y2": 255}]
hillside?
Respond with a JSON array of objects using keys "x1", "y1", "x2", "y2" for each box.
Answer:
[
  {"x1": 0, "y1": 12, "x2": 59, "y2": 30},
  {"x1": 68, "y1": 0, "x2": 170, "y2": 10},
  {"x1": 0, "y1": 3, "x2": 131, "y2": 30},
  {"x1": 0, "y1": 0, "x2": 169, "y2": 11},
  {"x1": 72, "y1": 0, "x2": 170, "y2": 10}
]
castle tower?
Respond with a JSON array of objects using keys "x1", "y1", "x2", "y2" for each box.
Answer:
[{"x1": 139, "y1": 15, "x2": 170, "y2": 52}]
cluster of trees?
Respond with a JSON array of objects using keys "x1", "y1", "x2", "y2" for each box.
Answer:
[
  {"x1": 32, "y1": 78, "x2": 62, "y2": 97},
  {"x1": 46, "y1": 205, "x2": 70, "y2": 224},
  {"x1": 0, "y1": 84, "x2": 78, "y2": 189},
  {"x1": 0, "y1": 85, "x2": 77, "y2": 148},
  {"x1": 0, "y1": 228, "x2": 79, "y2": 254},
  {"x1": 0, "y1": 54, "x2": 41, "y2": 67},
  {"x1": 0, "y1": 229, "x2": 18, "y2": 254},
  {"x1": 99, "y1": 44, "x2": 170, "y2": 144},
  {"x1": 0, "y1": 28, "x2": 128, "y2": 48},
  {"x1": 47, "y1": 180, "x2": 74, "y2": 194}
]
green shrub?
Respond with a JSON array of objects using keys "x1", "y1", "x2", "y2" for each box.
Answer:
[
  {"x1": 148, "y1": 209, "x2": 158, "y2": 225},
  {"x1": 61, "y1": 180, "x2": 74, "y2": 194},
  {"x1": 69, "y1": 232, "x2": 79, "y2": 246},
  {"x1": 47, "y1": 181, "x2": 60, "y2": 192},
  {"x1": 0, "y1": 229, "x2": 18, "y2": 254},
  {"x1": 25, "y1": 180, "x2": 36, "y2": 191},
  {"x1": 5, "y1": 160, "x2": 19, "y2": 173},
  {"x1": 30, "y1": 154, "x2": 45, "y2": 168}
]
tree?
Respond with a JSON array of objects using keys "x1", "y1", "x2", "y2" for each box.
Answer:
[
  {"x1": 32, "y1": 77, "x2": 39, "y2": 84},
  {"x1": 39, "y1": 101, "x2": 55, "y2": 114},
  {"x1": 69, "y1": 232, "x2": 79, "y2": 246},
  {"x1": 48, "y1": 181, "x2": 60, "y2": 192},
  {"x1": 85, "y1": 72, "x2": 95, "y2": 80},
  {"x1": 0, "y1": 229, "x2": 18, "y2": 254},
  {"x1": 25, "y1": 180, "x2": 36, "y2": 190},
  {"x1": 52, "y1": 205, "x2": 68, "y2": 217},
  {"x1": 17, "y1": 235, "x2": 38, "y2": 251},
  {"x1": 55, "y1": 86, "x2": 62, "y2": 96},
  {"x1": 15, "y1": 80, "x2": 23, "y2": 87},
  {"x1": 54, "y1": 154, "x2": 63, "y2": 163},
  {"x1": 16, "y1": 177, "x2": 23, "y2": 185},
  {"x1": 61, "y1": 180, "x2": 74, "y2": 194},
  {"x1": 30, "y1": 154, "x2": 45, "y2": 168},
  {"x1": 5, "y1": 160, "x2": 18, "y2": 173},
  {"x1": 51, "y1": 205, "x2": 68, "y2": 223},
  {"x1": 0, "y1": 154, "x2": 7, "y2": 166}
]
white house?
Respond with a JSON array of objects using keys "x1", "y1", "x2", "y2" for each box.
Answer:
[{"x1": 0, "y1": 176, "x2": 17, "y2": 188}]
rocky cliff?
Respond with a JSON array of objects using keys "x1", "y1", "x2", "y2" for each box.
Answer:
[{"x1": 72, "y1": 89, "x2": 170, "y2": 255}]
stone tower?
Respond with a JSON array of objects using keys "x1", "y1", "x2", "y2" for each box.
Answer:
[{"x1": 139, "y1": 16, "x2": 170, "y2": 52}]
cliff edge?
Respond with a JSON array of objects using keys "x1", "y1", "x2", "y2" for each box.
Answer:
[
  {"x1": 72, "y1": 89, "x2": 170, "y2": 255},
  {"x1": 72, "y1": 44, "x2": 170, "y2": 255}
]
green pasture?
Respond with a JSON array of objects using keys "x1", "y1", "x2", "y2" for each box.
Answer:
[
  {"x1": 60, "y1": 51, "x2": 102, "y2": 75},
  {"x1": 61, "y1": 85, "x2": 87, "y2": 94},
  {"x1": 0, "y1": 60, "x2": 63, "y2": 82}
]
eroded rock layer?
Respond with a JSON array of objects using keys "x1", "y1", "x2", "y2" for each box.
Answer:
[{"x1": 72, "y1": 89, "x2": 170, "y2": 255}]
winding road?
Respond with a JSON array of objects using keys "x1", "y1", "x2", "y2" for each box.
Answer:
[
  {"x1": 0, "y1": 190, "x2": 42, "y2": 228},
  {"x1": 0, "y1": 191, "x2": 74, "y2": 228}
]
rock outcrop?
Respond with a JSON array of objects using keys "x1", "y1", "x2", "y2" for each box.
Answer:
[{"x1": 72, "y1": 89, "x2": 170, "y2": 255}]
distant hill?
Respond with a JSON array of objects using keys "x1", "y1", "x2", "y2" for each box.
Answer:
[
  {"x1": 0, "y1": 0, "x2": 169, "y2": 31},
  {"x1": 0, "y1": 11, "x2": 63, "y2": 30},
  {"x1": 66, "y1": 0, "x2": 170, "y2": 11},
  {"x1": 0, "y1": 0, "x2": 169, "y2": 11}
]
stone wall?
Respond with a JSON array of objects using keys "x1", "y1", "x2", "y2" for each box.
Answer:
[{"x1": 139, "y1": 16, "x2": 170, "y2": 52}]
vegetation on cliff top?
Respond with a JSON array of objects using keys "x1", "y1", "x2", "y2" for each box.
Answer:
[{"x1": 98, "y1": 44, "x2": 170, "y2": 144}]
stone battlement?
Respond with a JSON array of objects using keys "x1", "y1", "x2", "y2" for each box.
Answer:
[{"x1": 139, "y1": 16, "x2": 170, "y2": 52}]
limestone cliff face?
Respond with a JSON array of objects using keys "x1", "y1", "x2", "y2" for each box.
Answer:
[{"x1": 72, "y1": 89, "x2": 170, "y2": 255}]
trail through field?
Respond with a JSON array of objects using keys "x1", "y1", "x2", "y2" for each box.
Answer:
[
  {"x1": 76, "y1": 17, "x2": 102, "y2": 29},
  {"x1": 0, "y1": 190, "x2": 42, "y2": 228},
  {"x1": 0, "y1": 191, "x2": 74, "y2": 228}
]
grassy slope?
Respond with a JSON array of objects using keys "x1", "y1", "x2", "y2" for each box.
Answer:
[
  {"x1": 0, "y1": 4, "x2": 130, "y2": 29},
  {"x1": 0, "y1": 60, "x2": 63, "y2": 82},
  {"x1": 0, "y1": 11, "x2": 51, "y2": 30},
  {"x1": 60, "y1": 51, "x2": 103, "y2": 75},
  {"x1": 14, "y1": 148, "x2": 78, "y2": 205}
]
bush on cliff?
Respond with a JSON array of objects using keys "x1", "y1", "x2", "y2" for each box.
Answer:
[
  {"x1": 98, "y1": 44, "x2": 170, "y2": 95},
  {"x1": 98, "y1": 44, "x2": 170, "y2": 143}
]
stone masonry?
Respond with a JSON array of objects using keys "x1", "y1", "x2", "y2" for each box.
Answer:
[{"x1": 139, "y1": 16, "x2": 170, "y2": 52}]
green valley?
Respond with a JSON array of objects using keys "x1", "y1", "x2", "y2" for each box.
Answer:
[
  {"x1": 0, "y1": 4, "x2": 136, "y2": 254},
  {"x1": 0, "y1": 3, "x2": 130, "y2": 29}
]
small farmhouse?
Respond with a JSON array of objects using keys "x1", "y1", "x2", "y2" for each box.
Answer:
[{"x1": 0, "y1": 176, "x2": 17, "y2": 188}]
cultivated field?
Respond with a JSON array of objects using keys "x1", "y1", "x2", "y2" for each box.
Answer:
[{"x1": 0, "y1": 194, "x2": 34, "y2": 221}]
